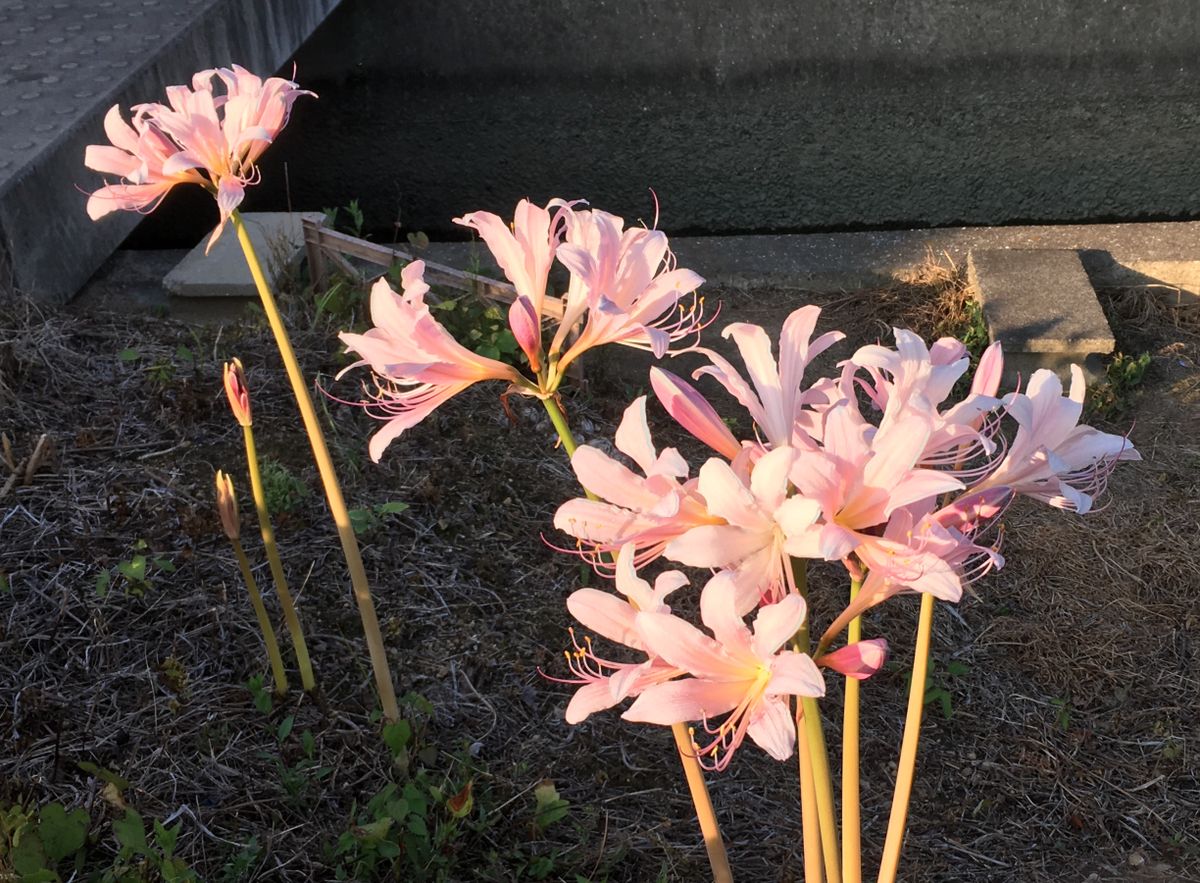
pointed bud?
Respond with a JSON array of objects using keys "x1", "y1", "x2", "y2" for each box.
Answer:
[
  {"x1": 816, "y1": 638, "x2": 889, "y2": 681},
  {"x1": 649, "y1": 367, "x2": 741, "y2": 460},
  {"x1": 223, "y1": 358, "x2": 252, "y2": 426},
  {"x1": 214, "y1": 470, "x2": 240, "y2": 540},
  {"x1": 507, "y1": 295, "x2": 542, "y2": 371}
]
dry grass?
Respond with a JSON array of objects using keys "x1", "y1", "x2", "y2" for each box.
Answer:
[{"x1": 1, "y1": 259, "x2": 1198, "y2": 881}]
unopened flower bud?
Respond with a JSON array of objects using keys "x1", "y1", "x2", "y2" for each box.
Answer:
[
  {"x1": 223, "y1": 358, "x2": 252, "y2": 427},
  {"x1": 214, "y1": 470, "x2": 240, "y2": 540}
]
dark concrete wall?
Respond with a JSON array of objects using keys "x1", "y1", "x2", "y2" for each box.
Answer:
[{"x1": 150, "y1": 0, "x2": 1200, "y2": 242}]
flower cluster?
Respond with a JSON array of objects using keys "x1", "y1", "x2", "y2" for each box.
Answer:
[
  {"x1": 336, "y1": 199, "x2": 709, "y2": 461},
  {"x1": 84, "y1": 64, "x2": 312, "y2": 249},
  {"x1": 553, "y1": 306, "x2": 1139, "y2": 768}
]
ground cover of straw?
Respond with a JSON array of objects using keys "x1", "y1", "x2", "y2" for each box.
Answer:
[{"x1": 0, "y1": 264, "x2": 1197, "y2": 881}]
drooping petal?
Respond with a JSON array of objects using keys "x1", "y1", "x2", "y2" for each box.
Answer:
[{"x1": 745, "y1": 696, "x2": 796, "y2": 760}]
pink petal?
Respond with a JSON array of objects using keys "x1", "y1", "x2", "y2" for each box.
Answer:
[
  {"x1": 750, "y1": 595, "x2": 808, "y2": 656},
  {"x1": 613, "y1": 397, "x2": 657, "y2": 475},
  {"x1": 768, "y1": 651, "x2": 826, "y2": 696},
  {"x1": 565, "y1": 681, "x2": 619, "y2": 724},
  {"x1": 817, "y1": 639, "x2": 889, "y2": 680},
  {"x1": 650, "y1": 367, "x2": 741, "y2": 461},
  {"x1": 745, "y1": 696, "x2": 796, "y2": 760},
  {"x1": 635, "y1": 611, "x2": 741, "y2": 680},
  {"x1": 507, "y1": 295, "x2": 542, "y2": 368},
  {"x1": 665, "y1": 524, "x2": 766, "y2": 569},
  {"x1": 567, "y1": 588, "x2": 642, "y2": 650},
  {"x1": 622, "y1": 678, "x2": 745, "y2": 725}
]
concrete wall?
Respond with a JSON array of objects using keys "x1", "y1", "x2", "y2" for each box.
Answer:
[{"x1": 226, "y1": 0, "x2": 1200, "y2": 239}]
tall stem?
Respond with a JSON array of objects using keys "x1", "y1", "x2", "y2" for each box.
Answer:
[
  {"x1": 841, "y1": 579, "x2": 863, "y2": 883},
  {"x1": 790, "y1": 559, "x2": 839, "y2": 883},
  {"x1": 877, "y1": 593, "x2": 936, "y2": 883},
  {"x1": 231, "y1": 539, "x2": 289, "y2": 695},
  {"x1": 243, "y1": 423, "x2": 316, "y2": 691},
  {"x1": 231, "y1": 210, "x2": 398, "y2": 722},
  {"x1": 541, "y1": 395, "x2": 732, "y2": 883},
  {"x1": 797, "y1": 711, "x2": 824, "y2": 883}
]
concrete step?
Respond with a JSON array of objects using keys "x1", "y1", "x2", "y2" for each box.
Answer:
[{"x1": 0, "y1": 0, "x2": 340, "y2": 305}]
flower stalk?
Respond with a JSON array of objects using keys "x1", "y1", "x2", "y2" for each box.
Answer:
[
  {"x1": 215, "y1": 471, "x2": 288, "y2": 695},
  {"x1": 540, "y1": 394, "x2": 733, "y2": 883},
  {"x1": 842, "y1": 578, "x2": 864, "y2": 883},
  {"x1": 231, "y1": 209, "x2": 399, "y2": 722},
  {"x1": 877, "y1": 592, "x2": 937, "y2": 883}
]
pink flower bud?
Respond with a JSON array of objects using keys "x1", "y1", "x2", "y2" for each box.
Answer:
[
  {"x1": 214, "y1": 470, "x2": 240, "y2": 540},
  {"x1": 507, "y1": 295, "x2": 542, "y2": 371},
  {"x1": 816, "y1": 638, "x2": 889, "y2": 681},
  {"x1": 649, "y1": 367, "x2": 741, "y2": 461},
  {"x1": 223, "y1": 358, "x2": 252, "y2": 427}
]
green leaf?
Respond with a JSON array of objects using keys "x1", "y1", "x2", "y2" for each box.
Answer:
[
  {"x1": 95, "y1": 569, "x2": 111, "y2": 598},
  {"x1": 38, "y1": 802, "x2": 88, "y2": 862},
  {"x1": 276, "y1": 715, "x2": 295, "y2": 743},
  {"x1": 382, "y1": 720, "x2": 411, "y2": 758},
  {"x1": 375, "y1": 501, "x2": 409, "y2": 516},
  {"x1": 112, "y1": 810, "x2": 148, "y2": 856},
  {"x1": 154, "y1": 819, "x2": 179, "y2": 857},
  {"x1": 77, "y1": 761, "x2": 130, "y2": 792},
  {"x1": 117, "y1": 555, "x2": 148, "y2": 584},
  {"x1": 11, "y1": 829, "x2": 48, "y2": 876},
  {"x1": 348, "y1": 508, "x2": 374, "y2": 535},
  {"x1": 354, "y1": 817, "x2": 393, "y2": 844},
  {"x1": 0, "y1": 572, "x2": 10, "y2": 593},
  {"x1": 474, "y1": 343, "x2": 501, "y2": 360},
  {"x1": 533, "y1": 779, "x2": 570, "y2": 831},
  {"x1": 300, "y1": 729, "x2": 316, "y2": 760},
  {"x1": 174, "y1": 345, "x2": 195, "y2": 363},
  {"x1": 495, "y1": 329, "x2": 519, "y2": 354},
  {"x1": 118, "y1": 348, "x2": 141, "y2": 362},
  {"x1": 153, "y1": 557, "x2": 177, "y2": 574}
]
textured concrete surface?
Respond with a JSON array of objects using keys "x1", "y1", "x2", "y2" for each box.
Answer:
[
  {"x1": 0, "y1": 0, "x2": 341, "y2": 305},
  {"x1": 425, "y1": 220, "x2": 1200, "y2": 296},
  {"x1": 969, "y1": 249, "x2": 1113, "y2": 383},
  {"x1": 214, "y1": 0, "x2": 1200, "y2": 240},
  {"x1": 163, "y1": 212, "x2": 319, "y2": 298}
]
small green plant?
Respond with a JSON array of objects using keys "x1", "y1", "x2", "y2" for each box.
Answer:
[
  {"x1": 426, "y1": 294, "x2": 522, "y2": 364},
  {"x1": 105, "y1": 809, "x2": 198, "y2": 882},
  {"x1": 324, "y1": 199, "x2": 366, "y2": 238},
  {"x1": 264, "y1": 718, "x2": 333, "y2": 803},
  {"x1": 246, "y1": 674, "x2": 274, "y2": 715},
  {"x1": 1087, "y1": 351, "x2": 1151, "y2": 418},
  {"x1": 959, "y1": 298, "x2": 989, "y2": 362},
  {"x1": 95, "y1": 540, "x2": 176, "y2": 598},
  {"x1": 0, "y1": 800, "x2": 89, "y2": 881},
  {"x1": 1050, "y1": 697, "x2": 1073, "y2": 732},
  {"x1": 349, "y1": 500, "x2": 410, "y2": 536},
  {"x1": 258, "y1": 457, "x2": 310, "y2": 516},
  {"x1": 895, "y1": 657, "x2": 970, "y2": 720}
]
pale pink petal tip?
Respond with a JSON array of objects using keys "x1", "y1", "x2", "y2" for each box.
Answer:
[{"x1": 817, "y1": 638, "x2": 889, "y2": 680}]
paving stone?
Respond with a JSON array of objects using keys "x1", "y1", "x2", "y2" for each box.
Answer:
[
  {"x1": 163, "y1": 212, "x2": 321, "y2": 298},
  {"x1": 967, "y1": 248, "x2": 1114, "y2": 384},
  {"x1": 0, "y1": 0, "x2": 342, "y2": 304}
]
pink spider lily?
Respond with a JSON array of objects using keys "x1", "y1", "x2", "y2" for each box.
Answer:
[
  {"x1": 548, "y1": 209, "x2": 708, "y2": 382},
  {"x1": 337, "y1": 261, "x2": 530, "y2": 461},
  {"x1": 690, "y1": 305, "x2": 845, "y2": 450},
  {"x1": 554, "y1": 545, "x2": 689, "y2": 723},
  {"x1": 554, "y1": 397, "x2": 719, "y2": 568},
  {"x1": 789, "y1": 398, "x2": 964, "y2": 561},
  {"x1": 664, "y1": 446, "x2": 824, "y2": 610},
  {"x1": 85, "y1": 64, "x2": 312, "y2": 250},
  {"x1": 970, "y1": 366, "x2": 1140, "y2": 512},
  {"x1": 623, "y1": 575, "x2": 825, "y2": 770}
]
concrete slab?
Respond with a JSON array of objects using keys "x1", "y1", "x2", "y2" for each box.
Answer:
[
  {"x1": 0, "y1": 0, "x2": 341, "y2": 305},
  {"x1": 968, "y1": 249, "x2": 1114, "y2": 385},
  {"x1": 423, "y1": 220, "x2": 1200, "y2": 296},
  {"x1": 163, "y1": 211, "x2": 319, "y2": 298}
]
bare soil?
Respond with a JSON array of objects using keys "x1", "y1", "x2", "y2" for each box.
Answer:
[{"x1": 0, "y1": 264, "x2": 1197, "y2": 882}]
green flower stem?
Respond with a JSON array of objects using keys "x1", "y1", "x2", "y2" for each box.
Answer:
[
  {"x1": 790, "y1": 559, "x2": 841, "y2": 883},
  {"x1": 877, "y1": 593, "x2": 936, "y2": 883},
  {"x1": 242, "y1": 423, "x2": 315, "y2": 691},
  {"x1": 231, "y1": 210, "x2": 398, "y2": 723},
  {"x1": 231, "y1": 538, "x2": 289, "y2": 695},
  {"x1": 841, "y1": 579, "x2": 864, "y2": 883},
  {"x1": 540, "y1": 394, "x2": 733, "y2": 883}
]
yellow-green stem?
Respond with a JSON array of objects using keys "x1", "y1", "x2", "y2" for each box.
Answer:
[
  {"x1": 798, "y1": 701, "x2": 824, "y2": 883},
  {"x1": 541, "y1": 395, "x2": 732, "y2": 883},
  {"x1": 231, "y1": 211, "x2": 398, "y2": 722},
  {"x1": 877, "y1": 592, "x2": 936, "y2": 883},
  {"x1": 243, "y1": 423, "x2": 316, "y2": 691},
  {"x1": 231, "y1": 539, "x2": 289, "y2": 695},
  {"x1": 841, "y1": 579, "x2": 863, "y2": 883},
  {"x1": 789, "y1": 559, "x2": 839, "y2": 883}
]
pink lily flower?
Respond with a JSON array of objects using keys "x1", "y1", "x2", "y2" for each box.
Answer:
[
  {"x1": 649, "y1": 367, "x2": 744, "y2": 461},
  {"x1": 550, "y1": 208, "x2": 707, "y2": 379},
  {"x1": 789, "y1": 398, "x2": 964, "y2": 561},
  {"x1": 454, "y1": 198, "x2": 570, "y2": 331},
  {"x1": 558, "y1": 544, "x2": 689, "y2": 724},
  {"x1": 554, "y1": 397, "x2": 719, "y2": 566},
  {"x1": 971, "y1": 366, "x2": 1140, "y2": 512},
  {"x1": 665, "y1": 446, "x2": 824, "y2": 610},
  {"x1": 691, "y1": 306, "x2": 845, "y2": 449},
  {"x1": 85, "y1": 64, "x2": 312, "y2": 250},
  {"x1": 623, "y1": 575, "x2": 825, "y2": 770},
  {"x1": 337, "y1": 261, "x2": 528, "y2": 461}
]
